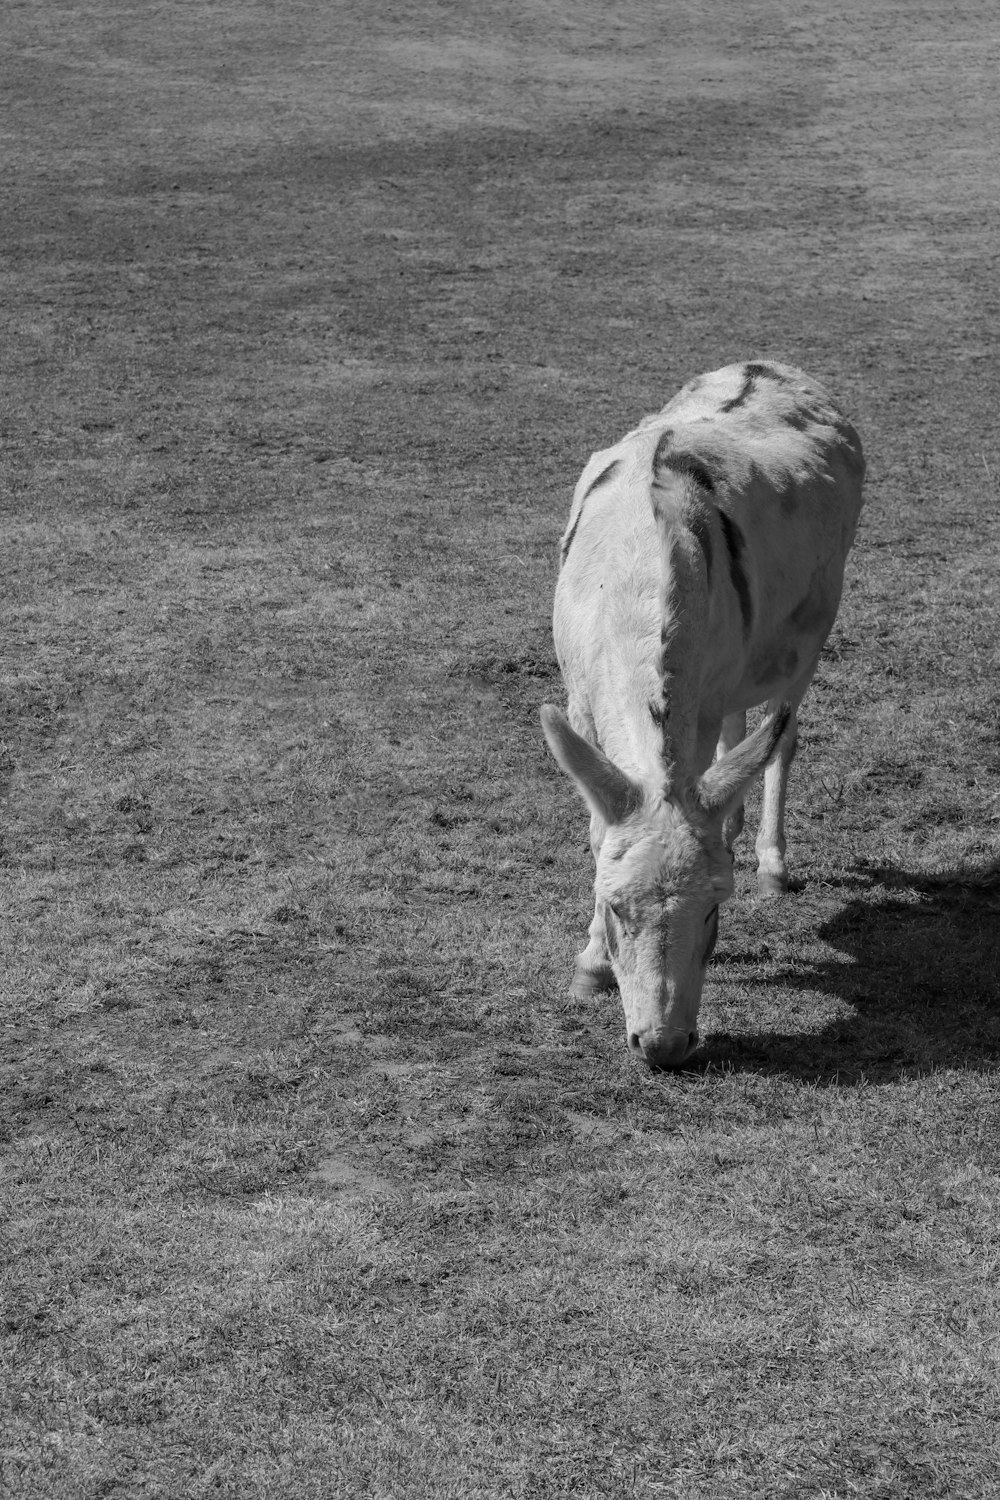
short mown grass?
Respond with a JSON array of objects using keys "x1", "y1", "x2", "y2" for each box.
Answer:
[{"x1": 2, "y1": 2, "x2": 999, "y2": 1497}]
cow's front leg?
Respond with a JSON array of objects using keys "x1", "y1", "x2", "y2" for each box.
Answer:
[
  {"x1": 717, "y1": 711, "x2": 748, "y2": 854},
  {"x1": 572, "y1": 899, "x2": 617, "y2": 997},
  {"x1": 571, "y1": 811, "x2": 618, "y2": 998}
]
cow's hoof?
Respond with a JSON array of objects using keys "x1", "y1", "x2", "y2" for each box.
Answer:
[{"x1": 571, "y1": 962, "x2": 617, "y2": 999}]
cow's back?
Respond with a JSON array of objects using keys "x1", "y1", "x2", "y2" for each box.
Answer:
[{"x1": 554, "y1": 361, "x2": 865, "y2": 742}]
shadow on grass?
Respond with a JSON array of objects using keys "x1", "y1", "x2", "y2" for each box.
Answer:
[{"x1": 707, "y1": 860, "x2": 1000, "y2": 1084}]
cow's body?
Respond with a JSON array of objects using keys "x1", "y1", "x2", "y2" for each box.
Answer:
[{"x1": 542, "y1": 361, "x2": 865, "y2": 1068}]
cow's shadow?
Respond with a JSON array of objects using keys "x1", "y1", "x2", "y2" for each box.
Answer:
[{"x1": 704, "y1": 860, "x2": 1000, "y2": 1083}]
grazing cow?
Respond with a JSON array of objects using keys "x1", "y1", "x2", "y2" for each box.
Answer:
[{"x1": 541, "y1": 361, "x2": 865, "y2": 1069}]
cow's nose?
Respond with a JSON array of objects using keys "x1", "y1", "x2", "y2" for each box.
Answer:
[{"x1": 629, "y1": 1028, "x2": 698, "y2": 1070}]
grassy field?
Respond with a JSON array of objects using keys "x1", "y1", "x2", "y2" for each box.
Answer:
[{"x1": 2, "y1": 2, "x2": 999, "y2": 1496}]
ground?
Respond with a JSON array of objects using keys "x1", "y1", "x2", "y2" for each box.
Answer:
[{"x1": 1, "y1": 3, "x2": 999, "y2": 1497}]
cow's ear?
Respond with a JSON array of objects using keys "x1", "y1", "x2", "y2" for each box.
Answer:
[
  {"x1": 540, "y1": 706, "x2": 642, "y2": 826},
  {"x1": 693, "y1": 704, "x2": 791, "y2": 823}
]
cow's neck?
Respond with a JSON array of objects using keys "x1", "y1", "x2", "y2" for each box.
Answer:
[{"x1": 655, "y1": 519, "x2": 710, "y2": 788}]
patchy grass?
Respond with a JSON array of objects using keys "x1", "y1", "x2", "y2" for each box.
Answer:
[{"x1": 2, "y1": 1, "x2": 999, "y2": 1497}]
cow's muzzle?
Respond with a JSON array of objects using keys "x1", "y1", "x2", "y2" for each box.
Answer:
[{"x1": 629, "y1": 1026, "x2": 699, "y2": 1070}]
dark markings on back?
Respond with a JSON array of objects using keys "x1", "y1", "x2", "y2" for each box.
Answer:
[
  {"x1": 652, "y1": 429, "x2": 674, "y2": 469},
  {"x1": 721, "y1": 361, "x2": 790, "y2": 412},
  {"x1": 583, "y1": 459, "x2": 620, "y2": 500},
  {"x1": 744, "y1": 360, "x2": 786, "y2": 381},
  {"x1": 560, "y1": 460, "x2": 620, "y2": 563},
  {"x1": 720, "y1": 369, "x2": 755, "y2": 412},
  {"x1": 719, "y1": 510, "x2": 753, "y2": 634},
  {"x1": 780, "y1": 407, "x2": 810, "y2": 430},
  {"x1": 686, "y1": 506, "x2": 714, "y2": 579},
  {"x1": 654, "y1": 431, "x2": 716, "y2": 494}
]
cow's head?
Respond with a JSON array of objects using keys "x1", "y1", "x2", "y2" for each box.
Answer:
[{"x1": 541, "y1": 705, "x2": 789, "y2": 1068}]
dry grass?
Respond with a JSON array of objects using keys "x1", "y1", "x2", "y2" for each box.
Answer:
[{"x1": 2, "y1": 2, "x2": 999, "y2": 1497}]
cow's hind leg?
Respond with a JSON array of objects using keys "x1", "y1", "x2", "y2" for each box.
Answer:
[
  {"x1": 754, "y1": 661, "x2": 818, "y2": 897},
  {"x1": 717, "y1": 711, "x2": 748, "y2": 854},
  {"x1": 567, "y1": 699, "x2": 618, "y2": 998}
]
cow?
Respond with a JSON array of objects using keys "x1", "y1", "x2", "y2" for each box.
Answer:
[{"x1": 541, "y1": 360, "x2": 865, "y2": 1069}]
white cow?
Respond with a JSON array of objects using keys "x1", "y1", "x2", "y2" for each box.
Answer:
[{"x1": 541, "y1": 361, "x2": 865, "y2": 1069}]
